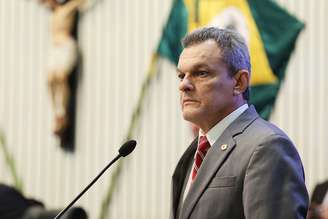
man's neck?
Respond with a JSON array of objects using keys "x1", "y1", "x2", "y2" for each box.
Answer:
[
  {"x1": 199, "y1": 104, "x2": 249, "y2": 145},
  {"x1": 200, "y1": 102, "x2": 248, "y2": 133}
]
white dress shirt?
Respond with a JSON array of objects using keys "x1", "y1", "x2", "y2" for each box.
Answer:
[{"x1": 323, "y1": 191, "x2": 328, "y2": 206}]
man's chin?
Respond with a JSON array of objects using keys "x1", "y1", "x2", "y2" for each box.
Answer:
[{"x1": 182, "y1": 110, "x2": 200, "y2": 123}]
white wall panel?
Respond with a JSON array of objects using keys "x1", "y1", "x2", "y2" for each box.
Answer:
[
  {"x1": 0, "y1": 0, "x2": 327, "y2": 218},
  {"x1": 273, "y1": 0, "x2": 328, "y2": 194}
]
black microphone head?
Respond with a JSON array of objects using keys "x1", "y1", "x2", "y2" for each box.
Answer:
[{"x1": 119, "y1": 140, "x2": 137, "y2": 157}]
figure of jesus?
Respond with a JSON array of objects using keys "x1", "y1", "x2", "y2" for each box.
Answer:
[{"x1": 40, "y1": 0, "x2": 85, "y2": 136}]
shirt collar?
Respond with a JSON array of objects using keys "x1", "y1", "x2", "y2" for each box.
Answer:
[{"x1": 199, "y1": 104, "x2": 249, "y2": 146}]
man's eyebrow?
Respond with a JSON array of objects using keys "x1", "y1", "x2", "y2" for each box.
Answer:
[
  {"x1": 176, "y1": 64, "x2": 210, "y2": 72},
  {"x1": 193, "y1": 63, "x2": 210, "y2": 69}
]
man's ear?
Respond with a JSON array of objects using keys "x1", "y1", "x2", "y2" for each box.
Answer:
[{"x1": 233, "y1": 70, "x2": 250, "y2": 96}]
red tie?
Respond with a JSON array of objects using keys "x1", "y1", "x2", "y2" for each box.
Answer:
[{"x1": 192, "y1": 136, "x2": 210, "y2": 181}]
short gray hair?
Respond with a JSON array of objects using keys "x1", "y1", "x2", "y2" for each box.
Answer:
[{"x1": 182, "y1": 27, "x2": 251, "y2": 101}]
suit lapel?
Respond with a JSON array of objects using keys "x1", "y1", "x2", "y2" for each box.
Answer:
[
  {"x1": 180, "y1": 106, "x2": 259, "y2": 219},
  {"x1": 180, "y1": 131, "x2": 236, "y2": 219},
  {"x1": 171, "y1": 138, "x2": 197, "y2": 219}
]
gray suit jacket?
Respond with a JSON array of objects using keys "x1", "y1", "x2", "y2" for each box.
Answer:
[{"x1": 171, "y1": 106, "x2": 309, "y2": 219}]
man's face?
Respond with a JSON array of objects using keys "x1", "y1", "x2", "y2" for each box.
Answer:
[{"x1": 177, "y1": 40, "x2": 238, "y2": 132}]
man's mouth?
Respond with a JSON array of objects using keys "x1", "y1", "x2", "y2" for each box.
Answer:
[{"x1": 182, "y1": 99, "x2": 198, "y2": 105}]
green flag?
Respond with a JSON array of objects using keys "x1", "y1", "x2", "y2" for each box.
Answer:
[{"x1": 157, "y1": 0, "x2": 304, "y2": 119}]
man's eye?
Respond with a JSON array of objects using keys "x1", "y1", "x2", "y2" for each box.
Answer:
[
  {"x1": 178, "y1": 73, "x2": 185, "y2": 80},
  {"x1": 196, "y1": 71, "x2": 209, "y2": 77}
]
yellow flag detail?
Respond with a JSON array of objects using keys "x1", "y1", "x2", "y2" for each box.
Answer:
[{"x1": 184, "y1": 0, "x2": 277, "y2": 85}]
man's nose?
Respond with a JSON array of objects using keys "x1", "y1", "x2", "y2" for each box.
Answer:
[{"x1": 179, "y1": 75, "x2": 194, "y2": 92}]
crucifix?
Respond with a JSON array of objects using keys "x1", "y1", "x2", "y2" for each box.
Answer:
[{"x1": 39, "y1": 0, "x2": 91, "y2": 149}]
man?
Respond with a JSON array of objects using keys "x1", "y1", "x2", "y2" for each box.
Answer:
[
  {"x1": 308, "y1": 180, "x2": 328, "y2": 219},
  {"x1": 171, "y1": 27, "x2": 308, "y2": 219},
  {"x1": 0, "y1": 184, "x2": 43, "y2": 219},
  {"x1": 40, "y1": 0, "x2": 85, "y2": 136}
]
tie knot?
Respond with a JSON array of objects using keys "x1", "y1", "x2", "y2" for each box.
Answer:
[{"x1": 198, "y1": 135, "x2": 210, "y2": 153}]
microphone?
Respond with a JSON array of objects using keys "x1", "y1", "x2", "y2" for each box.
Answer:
[
  {"x1": 54, "y1": 140, "x2": 137, "y2": 219},
  {"x1": 119, "y1": 140, "x2": 137, "y2": 157}
]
